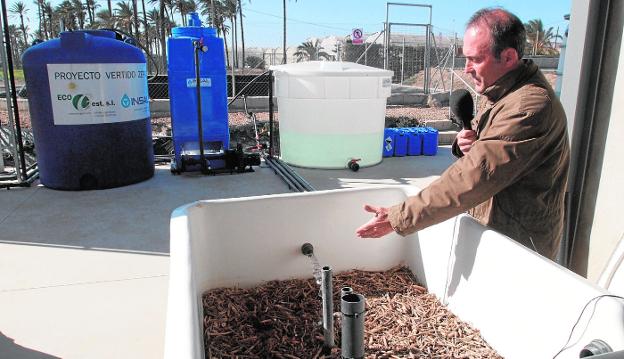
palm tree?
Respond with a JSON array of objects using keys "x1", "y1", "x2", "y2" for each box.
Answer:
[
  {"x1": 42, "y1": 1, "x2": 54, "y2": 38},
  {"x1": 9, "y1": 1, "x2": 29, "y2": 47},
  {"x1": 85, "y1": 0, "x2": 98, "y2": 26},
  {"x1": 525, "y1": 19, "x2": 561, "y2": 56},
  {"x1": 294, "y1": 39, "x2": 330, "y2": 62},
  {"x1": 238, "y1": 0, "x2": 250, "y2": 69},
  {"x1": 95, "y1": 8, "x2": 116, "y2": 28},
  {"x1": 32, "y1": 0, "x2": 45, "y2": 39},
  {"x1": 115, "y1": 1, "x2": 135, "y2": 35},
  {"x1": 71, "y1": 0, "x2": 86, "y2": 29},
  {"x1": 56, "y1": 0, "x2": 78, "y2": 31}
]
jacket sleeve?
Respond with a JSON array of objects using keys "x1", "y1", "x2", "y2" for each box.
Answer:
[{"x1": 387, "y1": 104, "x2": 553, "y2": 236}]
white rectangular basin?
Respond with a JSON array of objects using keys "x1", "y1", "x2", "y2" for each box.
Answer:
[{"x1": 165, "y1": 186, "x2": 624, "y2": 359}]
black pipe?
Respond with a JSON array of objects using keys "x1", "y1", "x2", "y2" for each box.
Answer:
[
  {"x1": 268, "y1": 70, "x2": 274, "y2": 158},
  {"x1": 275, "y1": 160, "x2": 315, "y2": 191},
  {"x1": 265, "y1": 157, "x2": 304, "y2": 192},
  {"x1": 1, "y1": 0, "x2": 27, "y2": 181},
  {"x1": 193, "y1": 40, "x2": 208, "y2": 174},
  {"x1": 341, "y1": 293, "x2": 365, "y2": 359}
]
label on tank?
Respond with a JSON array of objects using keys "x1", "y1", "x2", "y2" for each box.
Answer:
[
  {"x1": 47, "y1": 63, "x2": 149, "y2": 125},
  {"x1": 186, "y1": 78, "x2": 212, "y2": 87}
]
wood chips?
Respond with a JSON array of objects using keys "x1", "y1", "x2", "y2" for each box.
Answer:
[{"x1": 203, "y1": 266, "x2": 502, "y2": 358}]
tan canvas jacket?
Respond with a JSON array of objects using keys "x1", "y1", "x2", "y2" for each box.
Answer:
[{"x1": 387, "y1": 60, "x2": 570, "y2": 259}]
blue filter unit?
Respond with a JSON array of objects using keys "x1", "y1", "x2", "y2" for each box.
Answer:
[
  {"x1": 168, "y1": 12, "x2": 229, "y2": 170},
  {"x1": 394, "y1": 129, "x2": 408, "y2": 157},
  {"x1": 21, "y1": 30, "x2": 154, "y2": 190},
  {"x1": 422, "y1": 128, "x2": 439, "y2": 155},
  {"x1": 382, "y1": 128, "x2": 395, "y2": 157},
  {"x1": 407, "y1": 128, "x2": 423, "y2": 156}
]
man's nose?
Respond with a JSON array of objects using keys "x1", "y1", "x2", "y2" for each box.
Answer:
[{"x1": 464, "y1": 61, "x2": 472, "y2": 74}]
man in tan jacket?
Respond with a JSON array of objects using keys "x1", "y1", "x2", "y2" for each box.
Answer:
[{"x1": 355, "y1": 8, "x2": 570, "y2": 260}]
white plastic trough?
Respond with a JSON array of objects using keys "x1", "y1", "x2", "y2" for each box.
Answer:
[{"x1": 165, "y1": 186, "x2": 624, "y2": 359}]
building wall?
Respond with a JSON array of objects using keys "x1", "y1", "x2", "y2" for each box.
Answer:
[{"x1": 586, "y1": 35, "x2": 624, "y2": 282}]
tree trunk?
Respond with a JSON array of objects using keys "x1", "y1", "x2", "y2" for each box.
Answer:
[
  {"x1": 282, "y1": 0, "x2": 286, "y2": 64},
  {"x1": 223, "y1": 25, "x2": 230, "y2": 69},
  {"x1": 141, "y1": 0, "x2": 149, "y2": 50},
  {"x1": 159, "y1": 0, "x2": 167, "y2": 70},
  {"x1": 108, "y1": 0, "x2": 112, "y2": 16},
  {"x1": 238, "y1": 0, "x2": 245, "y2": 69},
  {"x1": 19, "y1": 15, "x2": 27, "y2": 47},
  {"x1": 132, "y1": 0, "x2": 140, "y2": 41}
]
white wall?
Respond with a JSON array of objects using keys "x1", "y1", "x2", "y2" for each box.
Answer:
[
  {"x1": 560, "y1": 0, "x2": 592, "y2": 140},
  {"x1": 587, "y1": 40, "x2": 624, "y2": 282}
]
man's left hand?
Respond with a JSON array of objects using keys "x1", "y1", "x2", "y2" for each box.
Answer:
[{"x1": 355, "y1": 204, "x2": 395, "y2": 238}]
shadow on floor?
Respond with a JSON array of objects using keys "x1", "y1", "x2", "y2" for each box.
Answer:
[{"x1": 0, "y1": 332, "x2": 61, "y2": 359}]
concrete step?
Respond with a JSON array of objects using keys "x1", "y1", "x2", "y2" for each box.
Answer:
[
  {"x1": 419, "y1": 119, "x2": 458, "y2": 132},
  {"x1": 439, "y1": 130, "x2": 459, "y2": 146}
]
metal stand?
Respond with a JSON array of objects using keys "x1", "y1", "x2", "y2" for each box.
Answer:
[{"x1": 0, "y1": 0, "x2": 38, "y2": 189}]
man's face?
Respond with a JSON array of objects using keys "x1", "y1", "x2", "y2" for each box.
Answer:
[{"x1": 463, "y1": 25, "x2": 511, "y2": 94}]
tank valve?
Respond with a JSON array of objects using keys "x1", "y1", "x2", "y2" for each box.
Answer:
[{"x1": 348, "y1": 158, "x2": 361, "y2": 172}]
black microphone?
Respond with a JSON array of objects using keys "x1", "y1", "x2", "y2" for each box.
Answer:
[{"x1": 450, "y1": 89, "x2": 474, "y2": 130}]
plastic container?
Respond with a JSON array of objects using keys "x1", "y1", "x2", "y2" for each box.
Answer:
[
  {"x1": 168, "y1": 13, "x2": 229, "y2": 169},
  {"x1": 422, "y1": 127, "x2": 439, "y2": 156},
  {"x1": 382, "y1": 128, "x2": 396, "y2": 157},
  {"x1": 22, "y1": 30, "x2": 154, "y2": 190},
  {"x1": 271, "y1": 61, "x2": 393, "y2": 169},
  {"x1": 407, "y1": 127, "x2": 423, "y2": 156},
  {"x1": 393, "y1": 129, "x2": 408, "y2": 157},
  {"x1": 165, "y1": 186, "x2": 624, "y2": 359}
]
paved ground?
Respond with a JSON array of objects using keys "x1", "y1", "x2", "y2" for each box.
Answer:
[{"x1": 0, "y1": 148, "x2": 455, "y2": 359}]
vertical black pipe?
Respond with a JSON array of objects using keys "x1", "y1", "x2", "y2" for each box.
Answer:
[
  {"x1": 341, "y1": 293, "x2": 365, "y2": 359},
  {"x1": 268, "y1": 71, "x2": 274, "y2": 158},
  {"x1": 194, "y1": 40, "x2": 208, "y2": 174},
  {"x1": 1, "y1": 0, "x2": 27, "y2": 181}
]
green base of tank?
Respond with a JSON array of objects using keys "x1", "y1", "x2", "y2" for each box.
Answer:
[{"x1": 280, "y1": 132, "x2": 383, "y2": 169}]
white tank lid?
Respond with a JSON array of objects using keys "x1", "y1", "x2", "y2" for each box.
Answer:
[{"x1": 270, "y1": 61, "x2": 393, "y2": 77}]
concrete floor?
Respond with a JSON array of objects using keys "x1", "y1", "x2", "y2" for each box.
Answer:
[{"x1": 0, "y1": 148, "x2": 455, "y2": 359}]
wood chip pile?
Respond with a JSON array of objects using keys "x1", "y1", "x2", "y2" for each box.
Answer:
[{"x1": 203, "y1": 266, "x2": 503, "y2": 358}]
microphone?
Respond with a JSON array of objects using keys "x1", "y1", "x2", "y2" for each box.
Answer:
[{"x1": 450, "y1": 89, "x2": 474, "y2": 130}]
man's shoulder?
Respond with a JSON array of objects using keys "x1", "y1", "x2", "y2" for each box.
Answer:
[{"x1": 500, "y1": 80, "x2": 553, "y2": 116}]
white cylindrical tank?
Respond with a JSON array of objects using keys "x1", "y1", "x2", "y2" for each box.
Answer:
[{"x1": 271, "y1": 61, "x2": 393, "y2": 169}]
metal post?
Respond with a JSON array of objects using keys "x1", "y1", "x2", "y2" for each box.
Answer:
[
  {"x1": 1, "y1": 0, "x2": 27, "y2": 181},
  {"x1": 400, "y1": 36, "x2": 405, "y2": 85},
  {"x1": 449, "y1": 39, "x2": 456, "y2": 121},
  {"x1": 364, "y1": 41, "x2": 368, "y2": 65},
  {"x1": 231, "y1": 18, "x2": 237, "y2": 97},
  {"x1": 424, "y1": 25, "x2": 431, "y2": 94},
  {"x1": 321, "y1": 266, "x2": 334, "y2": 350},
  {"x1": 268, "y1": 71, "x2": 274, "y2": 158}
]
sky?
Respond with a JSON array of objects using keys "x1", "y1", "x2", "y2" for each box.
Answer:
[
  {"x1": 12, "y1": 0, "x2": 571, "y2": 48},
  {"x1": 241, "y1": 0, "x2": 572, "y2": 48}
]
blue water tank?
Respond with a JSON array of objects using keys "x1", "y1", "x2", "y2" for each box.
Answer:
[
  {"x1": 168, "y1": 13, "x2": 229, "y2": 170},
  {"x1": 382, "y1": 128, "x2": 395, "y2": 157},
  {"x1": 422, "y1": 127, "x2": 439, "y2": 156},
  {"x1": 394, "y1": 129, "x2": 408, "y2": 157},
  {"x1": 407, "y1": 128, "x2": 423, "y2": 156},
  {"x1": 22, "y1": 30, "x2": 154, "y2": 190}
]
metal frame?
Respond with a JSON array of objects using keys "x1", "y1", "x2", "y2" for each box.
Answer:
[
  {"x1": 384, "y1": 3, "x2": 433, "y2": 93},
  {"x1": 0, "y1": 0, "x2": 38, "y2": 189}
]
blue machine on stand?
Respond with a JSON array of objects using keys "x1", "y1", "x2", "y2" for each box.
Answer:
[{"x1": 167, "y1": 13, "x2": 258, "y2": 174}]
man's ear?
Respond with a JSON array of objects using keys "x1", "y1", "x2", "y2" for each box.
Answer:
[{"x1": 500, "y1": 48, "x2": 519, "y2": 68}]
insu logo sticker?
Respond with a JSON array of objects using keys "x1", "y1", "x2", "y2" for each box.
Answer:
[
  {"x1": 121, "y1": 94, "x2": 131, "y2": 108},
  {"x1": 72, "y1": 94, "x2": 91, "y2": 111}
]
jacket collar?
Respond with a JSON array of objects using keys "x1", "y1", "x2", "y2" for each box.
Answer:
[{"x1": 482, "y1": 59, "x2": 539, "y2": 103}]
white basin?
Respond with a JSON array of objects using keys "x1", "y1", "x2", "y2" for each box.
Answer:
[{"x1": 165, "y1": 186, "x2": 624, "y2": 359}]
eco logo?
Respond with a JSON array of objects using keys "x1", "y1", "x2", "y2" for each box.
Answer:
[
  {"x1": 71, "y1": 94, "x2": 91, "y2": 111},
  {"x1": 121, "y1": 94, "x2": 131, "y2": 108}
]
